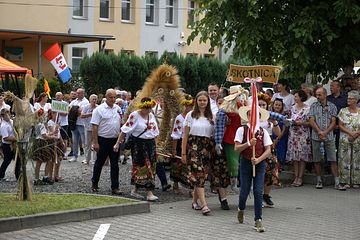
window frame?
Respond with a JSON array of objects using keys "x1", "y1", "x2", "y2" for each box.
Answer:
[
  {"x1": 145, "y1": 0, "x2": 158, "y2": 25},
  {"x1": 165, "y1": 0, "x2": 177, "y2": 26},
  {"x1": 187, "y1": 0, "x2": 197, "y2": 28},
  {"x1": 121, "y1": 0, "x2": 133, "y2": 22},
  {"x1": 73, "y1": 0, "x2": 86, "y2": 19},
  {"x1": 72, "y1": 47, "x2": 87, "y2": 72},
  {"x1": 100, "y1": 0, "x2": 111, "y2": 21}
]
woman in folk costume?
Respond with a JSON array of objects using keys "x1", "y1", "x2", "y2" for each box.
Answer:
[
  {"x1": 182, "y1": 91, "x2": 215, "y2": 215},
  {"x1": 170, "y1": 94, "x2": 194, "y2": 193},
  {"x1": 115, "y1": 97, "x2": 160, "y2": 201},
  {"x1": 214, "y1": 85, "x2": 249, "y2": 209},
  {"x1": 234, "y1": 80, "x2": 272, "y2": 233}
]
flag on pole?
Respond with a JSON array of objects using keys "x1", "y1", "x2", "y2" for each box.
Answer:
[
  {"x1": 43, "y1": 43, "x2": 72, "y2": 84},
  {"x1": 244, "y1": 77, "x2": 262, "y2": 142},
  {"x1": 44, "y1": 79, "x2": 51, "y2": 99}
]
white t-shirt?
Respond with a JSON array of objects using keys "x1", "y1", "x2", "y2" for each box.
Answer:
[
  {"x1": 210, "y1": 98, "x2": 219, "y2": 115},
  {"x1": 34, "y1": 102, "x2": 52, "y2": 113},
  {"x1": 234, "y1": 124, "x2": 273, "y2": 147},
  {"x1": 304, "y1": 96, "x2": 317, "y2": 108},
  {"x1": 1, "y1": 120, "x2": 14, "y2": 144},
  {"x1": 54, "y1": 100, "x2": 68, "y2": 127},
  {"x1": 91, "y1": 102, "x2": 121, "y2": 138},
  {"x1": 0, "y1": 103, "x2": 11, "y2": 111},
  {"x1": 47, "y1": 119, "x2": 60, "y2": 139},
  {"x1": 171, "y1": 114, "x2": 185, "y2": 140},
  {"x1": 82, "y1": 104, "x2": 97, "y2": 131},
  {"x1": 184, "y1": 111, "x2": 214, "y2": 138},
  {"x1": 69, "y1": 98, "x2": 89, "y2": 126},
  {"x1": 121, "y1": 111, "x2": 159, "y2": 139},
  {"x1": 271, "y1": 93, "x2": 295, "y2": 112},
  {"x1": 34, "y1": 123, "x2": 47, "y2": 140}
]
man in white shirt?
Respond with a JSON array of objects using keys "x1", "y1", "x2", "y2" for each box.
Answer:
[
  {"x1": 91, "y1": 89, "x2": 122, "y2": 195},
  {"x1": 208, "y1": 83, "x2": 219, "y2": 115},
  {"x1": 271, "y1": 79, "x2": 295, "y2": 112},
  {"x1": 68, "y1": 88, "x2": 89, "y2": 162}
]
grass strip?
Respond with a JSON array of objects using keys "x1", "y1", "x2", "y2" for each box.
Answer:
[{"x1": 0, "y1": 193, "x2": 133, "y2": 218}]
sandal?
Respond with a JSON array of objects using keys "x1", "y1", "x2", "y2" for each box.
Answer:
[
  {"x1": 192, "y1": 202, "x2": 202, "y2": 210},
  {"x1": 202, "y1": 205, "x2": 211, "y2": 215}
]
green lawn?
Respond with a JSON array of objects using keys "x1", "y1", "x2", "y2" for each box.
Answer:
[{"x1": 0, "y1": 193, "x2": 133, "y2": 218}]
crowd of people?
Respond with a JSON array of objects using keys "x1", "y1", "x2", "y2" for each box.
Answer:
[{"x1": 0, "y1": 74, "x2": 359, "y2": 233}]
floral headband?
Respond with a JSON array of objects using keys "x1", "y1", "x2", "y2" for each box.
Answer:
[
  {"x1": 137, "y1": 99, "x2": 156, "y2": 109},
  {"x1": 181, "y1": 99, "x2": 194, "y2": 106},
  {"x1": 258, "y1": 92, "x2": 271, "y2": 106}
]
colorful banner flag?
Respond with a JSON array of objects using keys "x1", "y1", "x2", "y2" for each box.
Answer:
[
  {"x1": 44, "y1": 79, "x2": 51, "y2": 99},
  {"x1": 43, "y1": 43, "x2": 71, "y2": 84}
]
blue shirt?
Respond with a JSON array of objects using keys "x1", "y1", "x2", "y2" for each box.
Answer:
[{"x1": 327, "y1": 93, "x2": 348, "y2": 114}]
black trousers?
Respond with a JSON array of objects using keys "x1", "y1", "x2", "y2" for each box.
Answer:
[
  {"x1": 91, "y1": 136, "x2": 120, "y2": 189},
  {"x1": 0, "y1": 143, "x2": 20, "y2": 179}
]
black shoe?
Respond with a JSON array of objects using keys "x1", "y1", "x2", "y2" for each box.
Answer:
[
  {"x1": 263, "y1": 194, "x2": 274, "y2": 208},
  {"x1": 111, "y1": 188, "x2": 123, "y2": 195},
  {"x1": 162, "y1": 184, "x2": 171, "y2": 192},
  {"x1": 122, "y1": 158, "x2": 127, "y2": 165},
  {"x1": 220, "y1": 199, "x2": 230, "y2": 210},
  {"x1": 92, "y1": 182, "x2": 99, "y2": 192},
  {"x1": 42, "y1": 177, "x2": 54, "y2": 185},
  {"x1": 80, "y1": 148, "x2": 84, "y2": 155}
]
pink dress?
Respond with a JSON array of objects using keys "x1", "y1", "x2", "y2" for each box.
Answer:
[{"x1": 286, "y1": 105, "x2": 312, "y2": 162}]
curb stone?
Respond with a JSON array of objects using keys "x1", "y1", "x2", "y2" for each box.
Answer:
[{"x1": 0, "y1": 199, "x2": 149, "y2": 233}]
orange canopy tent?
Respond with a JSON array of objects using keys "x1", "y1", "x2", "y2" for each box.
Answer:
[{"x1": 0, "y1": 55, "x2": 28, "y2": 73}]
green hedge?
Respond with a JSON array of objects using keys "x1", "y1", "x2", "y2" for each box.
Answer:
[{"x1": 78, "y1": 52, "x2": 252, "y2": 96}]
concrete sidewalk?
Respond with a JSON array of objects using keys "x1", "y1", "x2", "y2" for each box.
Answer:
[{"x1": 1, "y1": 185, "x2": 359, "y2": 240}]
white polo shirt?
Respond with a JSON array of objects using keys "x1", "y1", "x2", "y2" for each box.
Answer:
[
  {"x1": 69, "y1": 98, "x2": 89, "y2": 126},
  {"x1": 91, "y1": 102, "x2": 121, "y2": 138},
  {"x1": 1, "y1": 120, "x2": 14, "y2": 144}
]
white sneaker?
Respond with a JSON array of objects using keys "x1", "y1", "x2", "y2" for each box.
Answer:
[
  {"x1": 69, "y1": 157, "x2": 78, "y2": 162},
  {"x1": 82, "y1": 160, "x2": 89, "y2": 164},
  {"x1": 315, "y1": 181, "x2": 323, "y2": 189},
  {"x1": 146, "y1": 195, "x2": 158, "y2": 202},
  {"x1": 130, "y1": 191, "x2": 144, "y2": 199}
]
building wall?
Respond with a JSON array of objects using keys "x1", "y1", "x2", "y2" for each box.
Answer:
[{"x1": 0, "y1": 0, "x2": 69, "y2": 33}]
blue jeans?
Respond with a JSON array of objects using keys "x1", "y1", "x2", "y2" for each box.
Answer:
[
  {"x1": 71, "y1": 125, "x2": 85, "y2": 158},
  {"x1": 238, "y1": 158, "x2": 266, "y2": 221}
]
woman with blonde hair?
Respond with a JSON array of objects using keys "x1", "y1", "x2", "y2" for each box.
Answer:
[
  {"x1": 182, "y1": 91, "x2": 215, "y2": 215},
  {"x1": 114, "y1": 97, "x2": 159, "y2": 201}
]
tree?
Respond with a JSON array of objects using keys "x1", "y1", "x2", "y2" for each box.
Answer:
[{"x1": 189, "y1": 0, "x2": 360, "y2": 81}]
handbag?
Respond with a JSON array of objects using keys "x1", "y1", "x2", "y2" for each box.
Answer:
[{"x1": 124, "y1": 115, "x2": 149, "y2": 150}]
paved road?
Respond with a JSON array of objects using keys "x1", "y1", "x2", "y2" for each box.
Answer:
[{"x1": 1, "y1": 185, "x2": 359, "y2": 240}]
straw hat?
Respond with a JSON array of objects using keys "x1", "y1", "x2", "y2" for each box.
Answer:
[
  {"x1": 238, "y1": 105, "x2": 269, "y2": 123},
  {"x1": 224, "y1": 85, "x2": 246, "y2": 101}
]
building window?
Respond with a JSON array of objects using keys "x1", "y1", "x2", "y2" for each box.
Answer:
[
  {"x1": 186, "y1": 53, "x2": 198, "y2": 58},
  {"x1": 100, "y1": 0, "x2": 110, "y2": 19},
  {"x1": 121, "y1": 49, "x2": 135, "y2": 56},
  {"x1": 204, "y1": 54, "x2": 215, "y2": 59},
  {"x1": 187, "y1": 0, "x2": 197, "y2": 28},
  {"x1": 145, "y1": 51, "x2": 158, "y2": 58},
  {"x1": 72, "y1": 48, "x2": 87, "y2": 72},
  {"x1": 105, "y1": 49, "x2": 114, "y2": 55},
  {"x1": 146, "y1": 0, "x2": 156, "y2": 24},
  {"x1": 73, "y1": 0, "x2": 85, "y2": 17},
  {"x1": 165, "y1": 0, "x2": 177, "y2": 25},
  {"x1": 121, "y1": 0, "x2": 132, "y2": 22}
]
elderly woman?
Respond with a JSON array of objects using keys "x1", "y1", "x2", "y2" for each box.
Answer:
[
  {"x1": 286, "y1": 90, "x2": 312, "y2": 187},
  {"x1": 338, "y1": 90, "x2": 360, "y2": 188},
  {"x1": 114, "y1": 97, "x2": 159, "y2": 201}
]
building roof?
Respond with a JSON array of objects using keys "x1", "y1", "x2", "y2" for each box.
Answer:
[
  {"x1": 0, "y1": 29, "x2": 115, "y2": 44},
  {"x1": 0, "y1": 55, "x2": 28, "y2": 73}
]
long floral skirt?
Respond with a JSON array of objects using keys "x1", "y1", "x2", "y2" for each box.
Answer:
[
  {"x1": 339, "y1": 138, "x2": 360, "y2": 185},
  {"x1": 130, "y1": 137, "x2": 157, "y2": 190},
  {"x1": 264, "y1": 149, "x2": 281, "y2": 186},
  {"x1": 210, "y1": 143, "x2": 230, "y2": 188},
  {"x1": 170, "y1": 138, "x2": 191, "y2": 187},
  {"x1": 31, "y1": 139, "x2": 55, "y2": 162},
  {"x1": 186, "y1": 135, "x2": 213, "y2": 188}
]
